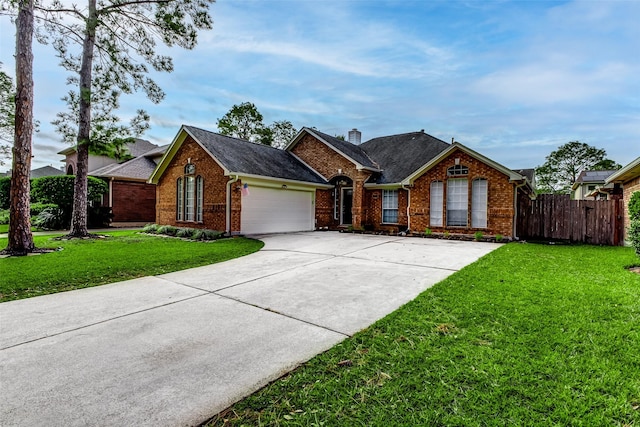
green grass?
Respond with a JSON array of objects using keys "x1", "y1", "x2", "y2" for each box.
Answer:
[
  {"x1": 0, "y1": 224, "x2": 8, "y2": 233},
  {"x1": 0, "y1": 231, "x2": 263, "y2": 302},
  {"x1": 209, "y1": 244, "x2": 640, "y2": 426}
]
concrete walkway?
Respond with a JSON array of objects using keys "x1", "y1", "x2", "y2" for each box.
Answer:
[{"x1": 0, "y1": 232, "x2": 500, "y2": 426}]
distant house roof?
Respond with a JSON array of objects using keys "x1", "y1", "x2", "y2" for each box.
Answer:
[
  {"x1": 151, "y1": 126, "x2": 328, "y2": 186},
  {"x1": 513, "y1": 168, "x2": 535, "y2": 185},
  {"x1": 57, "y1": 138, "x2": 158, "y2": 157},
  {"x1": 0, "y1": 165, "x2": 64, "y2": 178},
  {"x1": 571, "y1": 169, "x2": 618, "y2": 191},
  {"x1": 605, "y1": 157, "x2": 640, "y2": 184},
  {"x1": 360, "y1": 131, "x2": 450, "y2": 184},
  {"x1": 90, "y1": 148, "x2": 163, "y2": 181}
]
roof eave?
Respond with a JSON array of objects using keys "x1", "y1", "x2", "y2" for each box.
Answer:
[
  {"x1": 230, "y1": 171, "x2": 332, "y2": 189},
  {"x1": 605, "y1": 157, "x2": 640, "y2": 184}
]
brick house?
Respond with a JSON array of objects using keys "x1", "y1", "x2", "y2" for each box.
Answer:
[
  {"x1": 150, "y1": 125, "x2": 535, "y2": 237},
  {"x1": 60, "y1": 139, "x2": 167, "y2": 224},
  {"x1": 605, "y1": 157, "x2": 640, "y2": 242}
]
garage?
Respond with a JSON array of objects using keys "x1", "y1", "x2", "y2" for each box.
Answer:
[{"x1": 241, "y1": 186, "x2": 315, "y2": 234}]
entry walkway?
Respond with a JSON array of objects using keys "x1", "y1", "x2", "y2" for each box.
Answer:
[{"x1": 0, "y1": 232, "x2": 500, "y2": 426}]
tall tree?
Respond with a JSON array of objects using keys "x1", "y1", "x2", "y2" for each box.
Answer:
[
  {"x1": 217, "y1": 102, "x2": 271, "y2": 145},
  {"x1": 269, "y1": 120, "x2": 297, "y2": 149},
  {"x1": 0, "y1": 64, "x2": 14, "y2": 166},
  {"x1": 535, "y1": 141, "x2": 621, "y2": 194},
  {"x1": 36, "y1": 0, "x2": 214, "y2": 237},
  {"x1": 5, "y1": 0, "x2": 35, "y2": 255},
  {"x1": 52, "y1": 66, "x2": 150, "y2": 163}
]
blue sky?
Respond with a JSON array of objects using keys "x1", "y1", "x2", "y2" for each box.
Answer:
[{"x1": 0, "y1": 0, "x2": 638, "y2": 172}]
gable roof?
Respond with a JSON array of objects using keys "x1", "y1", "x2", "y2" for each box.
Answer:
[
  {"x1": 402, "y1": 142, "x2": 531, "y2": 190},
  {"x1": 288, "y1": 127, "x2": 380, "y2": 171},
  {"x1": 89, "y1": 145, "x2": 169, "y2": 181},
  {"x1": 1, "y1": 165, "x2": 64, "y2": 178},
  {"x1": 605, "y1": 157, "x2": 640, "y2": 184},
  {"x1": 513, "y1": 168, "x2": 535, "y2": 185},
  {"x1": 575, "y1": 169, "x2": 617, "y2": 184},
  {"x1": 150, "y1": 125, "x2": 328, "y2": 185},
  {"x1": 360, "y1": 131, "x2": 450, "y2": 184},
  {"x1": 57, "y1": 138, "x2": 157, "y2": 157}
]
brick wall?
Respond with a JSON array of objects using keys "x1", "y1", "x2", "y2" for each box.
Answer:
[
  {"x1": 409, "y1": 149, "x2": 516, "y2": 237},
  {"x1": 111, "y1": 180, "x2": 156, "y2": 222},
  {"x1": 623, "y1": 176, "x2": 640, "y2": 235},
  {"x1": 291, "y1": 134, "x2": 372, "y2": 227},
  {"x1": 156, "y1": 136, "x2": 230, "y2": 231}
]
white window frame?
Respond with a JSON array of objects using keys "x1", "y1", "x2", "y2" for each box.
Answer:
[
  {"x1": 471, "y1": 179, "x2": 488, "y2": 228},
  {"x1": 184, "y1": 176, "x2": 195, "y2": 221},
  {"x1": 430, "y1": 181, "x2": 444, "y2": 227},
  {"x1": 176, "y1": 177, "x2": 183, "y2": 221},
  {"x1": 382, "y1": 189, "x2": 399, "y2": 223},
  {"x1": 196, "y1": 175, "x2": 203, "y2": 222},
  {"x1": 447, "y1": 179, "x2": 468, "y2": 227}
]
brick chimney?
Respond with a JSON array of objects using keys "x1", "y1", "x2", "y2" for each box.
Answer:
[{"x1": 348, "y1": 128, "x2": 361, "y2": 145}]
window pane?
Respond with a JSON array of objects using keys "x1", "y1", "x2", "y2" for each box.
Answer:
[
  {"x1": 447, "y1": 179, "x2": 468, "y2": 226},
  {"x1": 196, "y1": 176, "x2": 203, "y2": 222},
  {"x1": 382, "y1": 189, "x2": 399, "y2": 223},
  {"x1": 176, "y1": 178, "x2": 183, "y2": 221},
  {"x1": 430, "y1": 181, "x2": 443, "y2": 227},
  {"x1": 185, "y1": 176, "x2": 195, "y2": 221},
  {"x1": 472, "y1": 179, "x2": 487, "y2": 228}
]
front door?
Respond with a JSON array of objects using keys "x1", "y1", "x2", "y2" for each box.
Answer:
[{"x1": 341, "y1": 188, "x2": 353, "y2": 225}]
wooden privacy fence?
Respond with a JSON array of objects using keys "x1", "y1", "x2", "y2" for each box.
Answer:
[{"x1": 516, "y1": 194, "x2": 624, "y2": 246}]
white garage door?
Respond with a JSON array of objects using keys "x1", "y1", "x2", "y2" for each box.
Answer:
[{"x1": 241, "y1": 186, "x2": 314, "y2": 234}]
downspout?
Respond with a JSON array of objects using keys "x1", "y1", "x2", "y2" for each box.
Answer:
[
  {"x1": 512, "y1": 180, "x2": 527, "y2": 239},
  {"x1": 226, "y1": 175, "x2": 239, "y2": 235}
]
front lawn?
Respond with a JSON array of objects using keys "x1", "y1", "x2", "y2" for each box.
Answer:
[
  {"x1": 209, "y1": 244, "x2": 640, "y2": 426},
  {"x1": 0, "y1": 231, "x2": 263, "y2": 302}
]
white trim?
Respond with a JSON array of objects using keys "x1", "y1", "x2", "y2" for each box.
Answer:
[{"x1": 605, "y1": 156, "x2": 640, "y2": 184}]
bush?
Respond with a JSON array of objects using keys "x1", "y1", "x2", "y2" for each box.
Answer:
[
  {"x1": 31, "y1": 175, "x2": 109, "y2": 229},
  {"x1": 176, "y1": 227, "x2": 195, "y2": 238},
  {"x1": 0, "y1": 177, "x2": 9, "y2": 209},
  {"x1": 142, "y1": 223, "x2": 159, "y2": 233},
  {"x1": 474, "y1": 231, "x2": 484, "y2": 240},
  {"x1": 156, "y1": 225, "x2": 177, "y2": 236},
  {"x1": 0, "y1": 208, "x2": 8, "y2": 225},
  {"x1": 32, "y1": 206, "x2": 66, "y2": 230},
  {"x1": 629, "y1": 191, "x2": 640, "y2": 222},
  {"x1": 30, "y1": 202, "x2": 59, "y2": 217},
  {"x1": 424, "y1": 228, "x2": 432, "y2": 236},
  {"x1": 628, "y1": 220, "x2": 640, "y2": 256}
]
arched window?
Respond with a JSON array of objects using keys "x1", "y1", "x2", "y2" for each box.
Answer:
[
  {"x1": 196, "y1": 176, "x2": 203, "y2": 222},
  {"x1": 176, "y1": 177, "x2": 183, "y2": 221},
  {"x1": 447, "y1": 164, "x2": 469, "y2": 176},
  {"x1": 176, "y1": 167, "x2": 204, "y2": 223}
]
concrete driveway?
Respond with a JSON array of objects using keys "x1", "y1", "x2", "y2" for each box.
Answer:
[{"x1": 0, "y1": 232, "x2": 500, "y2": 426}]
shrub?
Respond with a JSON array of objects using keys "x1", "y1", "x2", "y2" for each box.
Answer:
[
  {"x1": 0, "y1": 177, "x2": 9, "y2": 209},
  {"x1": 142, "y1": 223, "x2": 159, "y2": 233},
  {"x1": 0, "y1": 208, "x2": 8, "y2": 225},
  {"x1": 628, "y1": 220, "x2": 640, "y2": 256},
  {"x1": 156, "y1": 225, "x2": 177, "y2": 236},
  {"x1": 495, "y1": 234, "x2": 503, "y2": 242},
  {"x1": 30, "y1": 202, "x2": 59, "y2": 217},
  {"x1": 32, "y1": 206, "x2": 66, "y2": 230},
  {"x1": 629, "y1": 191, "x2": 640, "y2": 222},
  {"x1": 176, "y1": 227, "x2": 195, "y2": 238},
  {"x1": 424, "y1": 228, "x2": 432, "y2": 236},
  {"x1": 474, "y1": 231, "x2": 484, "y2": 241}
]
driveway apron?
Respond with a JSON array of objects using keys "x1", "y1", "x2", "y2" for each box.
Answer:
[{"x1": 0, "y1": 232, "x2": 500, "y2": 426}]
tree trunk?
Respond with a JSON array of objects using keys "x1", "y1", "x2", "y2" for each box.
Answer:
[
  {"x1": 68, "y1": 0, "x2": 97, "y2": 237},
  {"x1": 6, "y1": 0, "x2": 35, "y2": 255}
]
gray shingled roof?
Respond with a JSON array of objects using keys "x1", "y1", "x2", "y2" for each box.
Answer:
[
  {"x1": 513, "y1": 168, "x2": 535, "y2": 183},
  {"x1": 90, "y1": 155, "x2": 160, "y2": 180},
  {"x1": 360, "y1": 131, "x2": 450, "y2": 184},
  {"x1": 1, "y1": 166, "x2": 65, "y2": 178},
  {"x1": 575, "y1": 169, "x2": 617, "y2": 184},
  {"x1": 185, "y1": 126, "x2": 327, "y2": 184},
  {"x1": 304, "y1": 128, "x2": 379, "y2": 170}
]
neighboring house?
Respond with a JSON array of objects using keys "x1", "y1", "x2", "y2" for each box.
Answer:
[
  {"x1": 1, "y1": 165, "x2": 64, "y2": 178},
  {"x1": 571, "y1": 170, "x2": 620, "y2": 200},
  {"x1": 59, "y1": 139, "x2": 167, "y2": 224},
  {"x1": 605, "y1": 157, "x2": 640, "y2": 241},
  {"x1": 150, "y1": 125, "x2": 535, "y2": 238}
]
